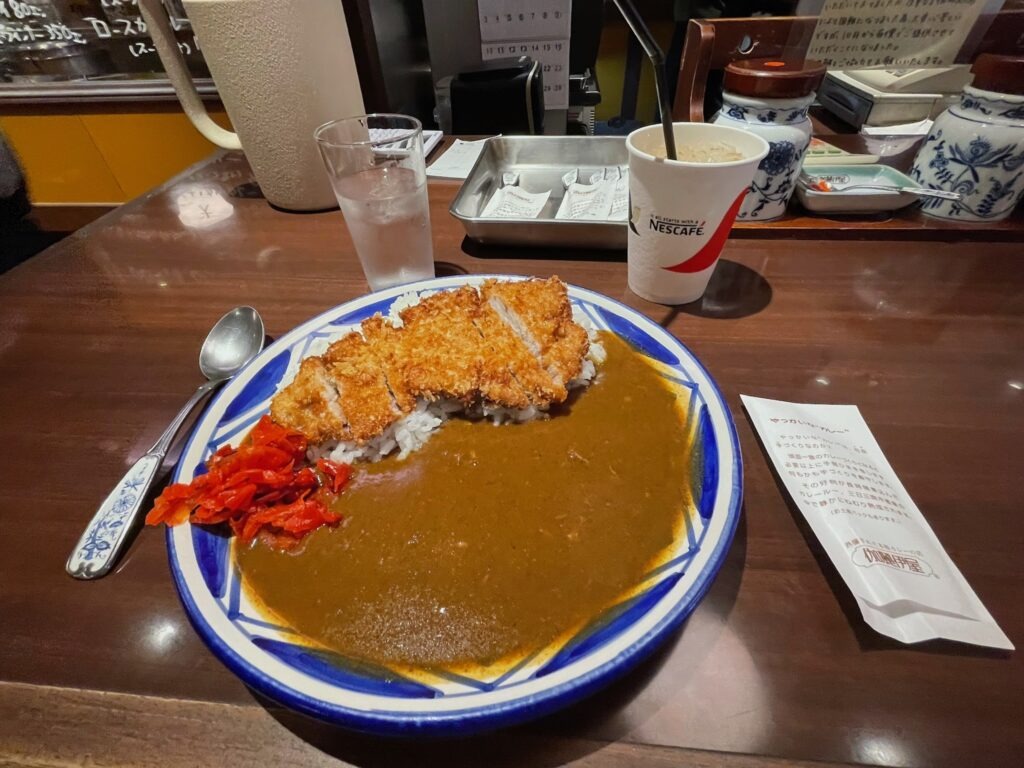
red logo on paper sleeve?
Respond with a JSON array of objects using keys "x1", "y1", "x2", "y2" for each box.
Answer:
[{"x1": 661, "y1": 189, "x2": 748, "y2": 274}]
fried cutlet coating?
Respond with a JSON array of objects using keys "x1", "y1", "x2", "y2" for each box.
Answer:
[
  {"x1": 473, "y1": 299, "x2": 562, "y2": 405},
  {"x1": 271, "y1": 278, "x2": 592, "y2": 442},
  {"x1": 393, "y1": 288, "x2": 516, "y2": 405},
  {"x1": 360, "y1": 315, "x2": 417, "y2": 414},
  {"x1": 269, "y1": 357, "x2": 348, "y2": 444},
  {"x1": 323, "y1": 333, "x2": 398, "y2": 442},
  {"x1": 482, "y1": 277, "x2": 589, "y2": 387}
]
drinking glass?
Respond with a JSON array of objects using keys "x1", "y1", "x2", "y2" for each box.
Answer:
[{"x1": 314, "y1": 114, "x2": 435, "y2": 291}]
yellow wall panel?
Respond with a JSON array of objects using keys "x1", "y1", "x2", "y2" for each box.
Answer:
[
  {"x1": 81, "y1": 111, "x2": 231, "y2": 200},
  {"x1": 594, "y1": 21, "x2": 673, "y2": 123},
  {"x1": 0, "y1": 115, "x2": 125, "y2": 204}
]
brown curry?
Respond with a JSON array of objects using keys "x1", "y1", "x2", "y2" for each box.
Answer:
[{"x1": 237, "y1": 333, "x2": 693, "y2": 672}]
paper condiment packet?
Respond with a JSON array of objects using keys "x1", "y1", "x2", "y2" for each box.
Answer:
[
  {"x1": 480, "y1": 185, "x2": 550, "y2": 218},
  {"x1": 556, "y1": 181, "x2": 613, "y2": 220},
  {"x1": 742, "y1": 396, "x2": 1013, "y2": 650},
  {"x1": 608, "y1": 172, "x2": 629, "y2": 221}
]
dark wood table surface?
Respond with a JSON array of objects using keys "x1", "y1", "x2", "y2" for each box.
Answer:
[{"x1": 1, "y1": 151, "x2": 1021, "y2": 768}]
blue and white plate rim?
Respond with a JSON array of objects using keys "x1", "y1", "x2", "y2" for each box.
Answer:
[{"x1": 165, "y1": 273, "x2": 743, "y2": 732}]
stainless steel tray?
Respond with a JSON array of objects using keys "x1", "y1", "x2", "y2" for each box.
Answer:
[{"x1": 449, "y1": 136, "x2": 628, "y2": 249}]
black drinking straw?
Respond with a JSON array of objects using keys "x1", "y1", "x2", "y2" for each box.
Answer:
[{"x1": 610, "y1": 0, "x2": 677, "y2": 161}]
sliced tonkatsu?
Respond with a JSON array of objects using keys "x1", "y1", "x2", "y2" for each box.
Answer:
[
  {"x1": 270, "y1": 277, "x2": 593, "y2": 447},
  {"x1": 481, "y1": 277, "x2": 589, "y2": 389},
  {"x1": 322, "y1": 333, "x2": 399, "y2": 442},
  {"x1": 269, "y1": 357, "x2": 347, "y2": 444}
]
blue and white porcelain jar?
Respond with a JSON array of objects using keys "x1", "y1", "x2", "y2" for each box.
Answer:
[
  {"x1": 711, "y1": 59, "x2": 826, "y2": 221},
  {"x1": 910, "y1": 55, "x2": 1024, "y2": 222}
]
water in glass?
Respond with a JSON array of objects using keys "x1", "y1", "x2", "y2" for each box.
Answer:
[{"x1": 334, "y1": 166, "x2": 434, "y2": 291}]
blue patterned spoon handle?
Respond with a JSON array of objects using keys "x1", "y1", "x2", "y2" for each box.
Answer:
[{"x1": 66, "y1": 379, "x2": 222, "y2": 579}]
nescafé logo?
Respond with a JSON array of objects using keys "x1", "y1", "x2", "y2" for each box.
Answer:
[
  {"x1": 648, "y1": 215, "x2": 706, "y2": 236},
  {"x1": 628, "y1": 204, "x2": 706, "y2": 237}
]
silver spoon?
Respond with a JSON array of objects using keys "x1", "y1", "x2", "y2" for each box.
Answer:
[
  {"x1": 66, "y1": 307, "x2": 265, "y2": 579},
  {"x1": 799, "y1": 173, "x2": 962, "y2": 201}
]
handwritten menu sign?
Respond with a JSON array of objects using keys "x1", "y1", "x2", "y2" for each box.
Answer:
[
  {"x1": 0, "y1": 0, "x2": 206, "y2": 80},
  {"x1": 478, "y1": 0, "x2": 572, "y2": 110},
  {"x1": 0, "y1": 0, "x2": 86, "y2": 45},
  {"x1": 807, "y1": 0, "x2": 994, "y2": 68}
]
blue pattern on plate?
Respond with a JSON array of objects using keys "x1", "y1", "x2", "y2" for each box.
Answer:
[
  {"x1": 165, "y1": 275, "x2": 743, "y2": 736},
  {"x1": 222, "y1": 348, "x2": 290, "y2": 421},
  {"x1": 192, "y1": 526, "x2": 230, "y2": 599},
  {"x1": 594, "y1": 306, "x2": 679, "y2": 367},
  {"x1": 697, "y1": 404, "x2": 719, "y2": 523},
  {"x1": 536, "y1": 571, "x2": 684, "y2": 676},
  {"x1": 252, "y1": 638, "x2": 439, "y2": 699}
]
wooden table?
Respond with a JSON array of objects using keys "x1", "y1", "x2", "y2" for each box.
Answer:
[{"x1": 1, "y1": 151, "x2": 1020, "y2": 768}]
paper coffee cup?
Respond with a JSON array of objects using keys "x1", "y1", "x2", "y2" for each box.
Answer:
[{"x1": 627, "y1": 123, "x2": 769, "y2": 304}]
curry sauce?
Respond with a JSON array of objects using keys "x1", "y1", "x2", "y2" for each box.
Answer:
[{"x1": 237, "y1": 333, "x2": 693, "y2": 671}]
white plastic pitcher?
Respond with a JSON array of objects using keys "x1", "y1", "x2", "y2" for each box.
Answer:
[{"x1": 139, "y1": 0, "x2": 365, "y2": 211}]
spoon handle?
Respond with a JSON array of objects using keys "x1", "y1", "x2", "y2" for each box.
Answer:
[{"x1": 66, "y1": 379, "x2": 222, "y2": 579}]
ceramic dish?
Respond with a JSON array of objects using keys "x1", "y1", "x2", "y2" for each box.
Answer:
[
  {"x1": 796, "y1": 163, "x2": 922, "y2": 213},
  {"x1": 165, "y1": 275, "x2": 742, "y2": 736}
]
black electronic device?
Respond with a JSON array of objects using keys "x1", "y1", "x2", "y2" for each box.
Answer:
[{"x1": 449, "y1": 56, "x2": 544, "y2": 135}]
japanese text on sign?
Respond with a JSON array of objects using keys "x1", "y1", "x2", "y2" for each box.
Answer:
[{"x1": 807, "y1": 0, "x2": 994, "y2": 68}]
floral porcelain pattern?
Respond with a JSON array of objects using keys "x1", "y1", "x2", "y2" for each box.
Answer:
[
  {"x1": 713, "y1": 92, "x2": 815, "y2": 221},
  {"x1": 67, "y1": 453, "x2": 162, "y2": 577},
  {"x1": 910, "y1": 86, "x2": 1024, "y2": 221}
]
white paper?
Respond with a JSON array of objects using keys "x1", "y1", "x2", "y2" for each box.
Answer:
[
  {"x1": 860, "y1": 119, "x2": 933, "y2": 136},
  {"x1": 556, "y1": 181, "x2": 613, "y2": 220},
  {"x1": 608, "y1": 174, "x2": 629, "y2": 221},
  {"x1": 478, "y1": 0, "x2": 572, "y2": 110},
  {"x1": 368, "y1": 128, "x2": 442, "y2": 156},
  {"x1": 426, "y1": 139, "x2": 489, "y2": 180},
  {"x1": 555, "y1": 170, "x2": 629, "y2": 221},
  {"x1": 480, "y1": 185, "x2": 550, "y2": 218},
  {"x1": 176, "y1": 188, "x2": 234, "y2": 228},
  {"x1": 742, "y1": 396, "x2": 1013, "y2": 650},
  {"x1": 477, "y1": 0, "x2": 571, "y2": 42},
  {"x1": 807, "y1": 0, "x2": 991, "y2": 68}
]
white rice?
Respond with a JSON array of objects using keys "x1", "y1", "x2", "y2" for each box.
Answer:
[
  {"x1": 569, "y1": 305, "x2": 605, "y2": 390},
  {"x1": 289, "y1": 287, "x2": 606, "y2": 465}
]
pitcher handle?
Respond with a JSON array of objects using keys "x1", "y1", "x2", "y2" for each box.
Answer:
[{"x1": 138, "y1": 0, "x2": 242, "y2": 150}]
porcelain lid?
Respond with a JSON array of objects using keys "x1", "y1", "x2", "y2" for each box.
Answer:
[{"x1": 723, "y1": 58, "x2": 827, "y2": 99}]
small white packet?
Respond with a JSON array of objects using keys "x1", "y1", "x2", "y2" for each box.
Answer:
[
  {"x1": 176, "y1": 187, "x2": 234, "y2": 228},
  {"x1": 608, "y1": 170, "x2": 629, "y2": 221},
  {"x1": 556, "y1": 181, "x2": 614, "y2": 220},
  {"x1": 480, "y1": 185, "x2": 550, "y2": 218},
  {"x1": 742, "y1": 396, "x2": 1013, "y2": 650}
]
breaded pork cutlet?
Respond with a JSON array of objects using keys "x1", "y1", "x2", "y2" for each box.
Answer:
[
  {"x1": 395, "y1": 286, "x2": 529, "y2": 408},
  {"x1": 481, "y1": 277, "x2": 589, "y2": 388},
  {"x1": 360, "y1": 315, "x2": 416, "y2": 414},
  {"x1": 323, "y1": 333, "x2": 399, "y2": 442},
  {"x1": 270, "y1": 277, "x2": 595, "y2": 447},
  {"x1": 269, "y1": 357, "x2": 347, "y2": 444},
  {"x1": 473, "y1": 298, "x2": 563, "y2": 405}
]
